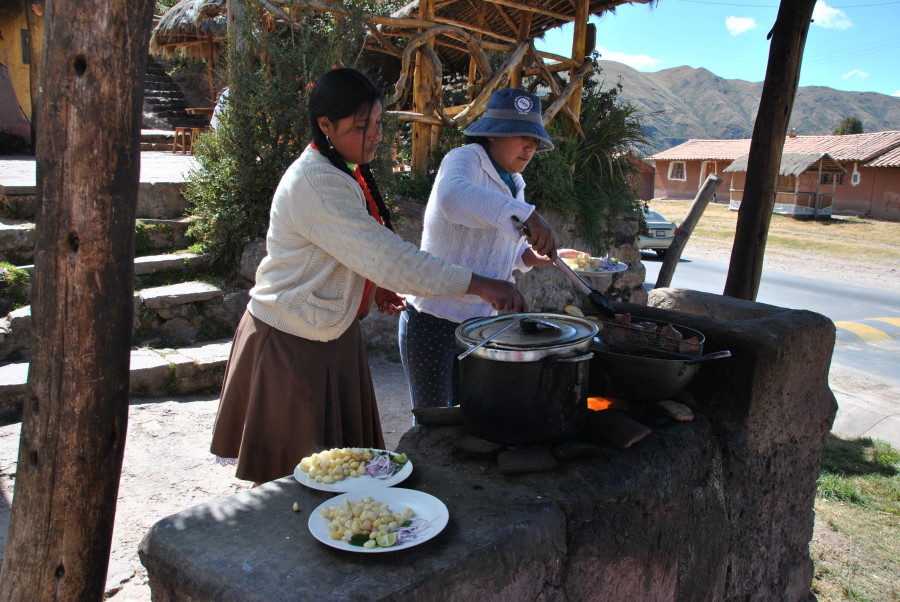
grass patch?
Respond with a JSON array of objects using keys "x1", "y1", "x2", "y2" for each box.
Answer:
[
  {"x1": 812, "y1": 434, "x2": 900, "y2": 601},
  {"x1": 648, "y1": 200, "x2": 900, "y2": 264}
]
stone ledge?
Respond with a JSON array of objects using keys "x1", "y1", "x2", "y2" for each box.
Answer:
[{"x1": 140, "y1": 463, "x2": 566, "y2": 602}]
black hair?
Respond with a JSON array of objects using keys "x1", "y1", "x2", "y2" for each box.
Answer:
[
  {"x1": 308, "y1": 68, "x2": 393, "y2": 231},
  {"x1": 463, "y1": 135, "x2": 491, "y2": 150}
]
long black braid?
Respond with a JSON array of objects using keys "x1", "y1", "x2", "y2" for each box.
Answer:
[{"x1": 309, "y1": 68, "x2": 394, "y2": 232}]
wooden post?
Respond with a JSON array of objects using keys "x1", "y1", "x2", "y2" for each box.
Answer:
[
  {"x1": 227, "y1": 0, "x2": 247, "y2": 53},
  {"x1": 568, "y1": 0, "x2": 589, "y2": 120},
  {"x1": 411, "y1": 0, "x2": 435, "y2": 177},
  {"x1": 654, "y1": 174, "x2": 723, "y2": 289},
  {"x1": 0, "y1": 0, "x2": 154, "y2": 598},
  {"x1": 25, "y1": 0, "x2": 44, "y2": 151},
  {"x1": 510, "y1": 11, "x2": 532, "y2": 89},
  {"x1": 467, "y1": 2, "x2": 487, "y2": 102},
  {"x1": 724, "y1": 0, "x2": 816, "y2": 300}
]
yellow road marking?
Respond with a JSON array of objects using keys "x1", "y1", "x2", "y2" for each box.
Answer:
[
  {"x1": 834, "y1": 321, "x2": 893, "y2": 342},
  {"x1": 872, "y1": 317, "x2": 900, "y2": 328}
]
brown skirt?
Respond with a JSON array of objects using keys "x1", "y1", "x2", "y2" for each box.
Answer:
[{"x1": 210, "y1": 310, "x2": 385, "y2": 483}]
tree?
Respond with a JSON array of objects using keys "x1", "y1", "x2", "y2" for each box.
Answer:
[{"x1": 833, "y1": 116, "x2": 863, "y2": 135}]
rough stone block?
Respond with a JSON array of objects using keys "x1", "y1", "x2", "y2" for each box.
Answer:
[{"x1": 497, "y1": 447, "x2": 558, "y2": 473}]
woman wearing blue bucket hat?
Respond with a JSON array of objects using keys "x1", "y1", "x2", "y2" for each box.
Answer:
[{"x1": 398, "y1": 87, "x2": 585, "y2": 415}]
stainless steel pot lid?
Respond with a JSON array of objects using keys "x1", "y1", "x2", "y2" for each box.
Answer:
[{"x1": 456, "y1": 313, "x2": 599, "y2": 350}]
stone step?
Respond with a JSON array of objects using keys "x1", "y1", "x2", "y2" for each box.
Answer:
[
  {"x1": 0, "y1": 182, "x2": 190, "y2": 219},
  {"x1": 0, "y1": 218, "x2": 197, "y2": 264},
  {"x1": 0, "y1": 219, "x2": 35, "y2": 265},
  {"x1": 145, "y1": 90, "x2": 184, "y2": 100},
  {"x1": 0, "y1": 279, "x2": 247, "y2": 362},
  {"x1": 136, "y1": 218, "x2": 197, "y2": 255},
  {"x1": 134, "y1": 251, "x2": 207, "y2": 276},
  {"x1": 11, "y1": 250, "x2": 205, "y2": 278},
  {"x1": 0, "y1": 338, "x2": 233, "y2": 408}
]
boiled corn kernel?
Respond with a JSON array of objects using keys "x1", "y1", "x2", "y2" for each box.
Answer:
[{"x1": 320, "y1": 497, "x2": 414, "y2": 543}]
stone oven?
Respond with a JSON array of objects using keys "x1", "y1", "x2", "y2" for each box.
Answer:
[{"x1": 139, "y1": 288, "x2": 836, "y2": 601}]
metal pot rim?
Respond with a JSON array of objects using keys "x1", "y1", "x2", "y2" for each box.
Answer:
[{"x1": 456, "y1": 312, "x2": 599, "y2": 361}]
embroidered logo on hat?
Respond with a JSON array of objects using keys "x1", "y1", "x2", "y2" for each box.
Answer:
[{"x1": 514, "y1": 95, "x2": 533, "y2": 114}]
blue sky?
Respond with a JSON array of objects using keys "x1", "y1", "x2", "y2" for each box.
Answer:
[{"x1": 534, "y1": 0, "x2": 900, "y2": 98}]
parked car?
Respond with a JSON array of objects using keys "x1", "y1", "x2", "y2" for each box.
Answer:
[{"x1": 638, "y1": 210, "x2": 678, "y2": 257}]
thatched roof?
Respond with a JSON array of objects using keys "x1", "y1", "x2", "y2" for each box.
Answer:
[
  {"x1": 150, "y1": 0, "x2": 226, "y2": 58},
  {"x1": 723, "y1": 152, "x2": 846, "y2": 176}
]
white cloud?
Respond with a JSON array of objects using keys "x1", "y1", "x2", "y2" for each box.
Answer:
[
  {"x1": 894, "y1": 90, "x2": 900, "y2": 97},
  {"x1": 596, "y1": 46, "x2": 661, "y2": 70},
  {"x1": 841, "y1": 69, "x2": 870, "y2": 80},
  {"x1": 725, "y1": 16, "x2": 758, "y2": 36},
  {"x1": 812, "y1": 1, "x2": 853, "y2": 30}
]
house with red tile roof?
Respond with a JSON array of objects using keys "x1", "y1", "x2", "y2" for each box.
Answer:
[{"x1": 647, "y1": 131, "x2": 900, "y2": 219}]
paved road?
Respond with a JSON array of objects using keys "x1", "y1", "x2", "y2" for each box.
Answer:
[{"x1": 642, "y1": 252, "x2": 900, "y2": 447}]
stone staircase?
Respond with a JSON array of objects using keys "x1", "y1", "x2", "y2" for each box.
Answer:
[
  {"x1": 0, "y1": 159, "x2": 247, "y2": 409},
  {"x1": 142, "y1": 56, "x2": 212, "y2": 133}
]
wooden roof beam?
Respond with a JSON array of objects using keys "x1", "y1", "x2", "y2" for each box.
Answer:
[
  {"x1": 432, "y1": 15, "x2": 516, "y2": 42},
  {"x1": 489, "y1": 2, "x2": 519, "y2": 33},
  {"x1": 483, "y1": 0, "x2": 573, "y2": 22}
]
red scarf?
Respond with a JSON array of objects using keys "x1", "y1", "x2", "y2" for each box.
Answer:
[{"x1": 310, "y1": 144, "x2": 383, "y2": 316}]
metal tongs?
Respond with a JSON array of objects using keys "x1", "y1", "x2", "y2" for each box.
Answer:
[{"x1": 512, "y1": 216, "x2": 616, "y2": 319}]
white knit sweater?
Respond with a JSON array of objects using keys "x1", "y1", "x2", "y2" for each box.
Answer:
[
  {"x1": 249, "y1": 146, "x2": 472, "y2": 341},
  {"x1": 408, "y1": 144, "x2": 534, "y2": 323}
]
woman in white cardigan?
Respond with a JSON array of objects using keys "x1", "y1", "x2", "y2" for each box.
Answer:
[
  {"x1": 210, "y1": 69, "x2": 527, "y2": 485},
  {"x1": 399, "y1": 88, "x2": 581, "y2": 415}
]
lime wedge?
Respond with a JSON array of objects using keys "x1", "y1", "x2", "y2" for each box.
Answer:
[
  {"x1": 393, "y1": 453, "x2": 408, "y2": 464},
  {"x1": 375, "y1": 532, "x2": 398, "y2": 548}
]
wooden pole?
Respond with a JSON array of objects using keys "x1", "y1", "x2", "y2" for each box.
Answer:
[
  {"x1": 227, "y1": 0, "x2": 247, "y2": 53},
  {"x1": 654, "y1": 174, "x2": 723, "y2": 289},
  {"x1": 411, "y1": 0, "x2": 435, "y2": 177},
  {"x1": 509, "y1": 11, "x2": 532, "y2": 89},
  {"x1": 567, "y1": 0, "x2": 589, "y2": 120},
  {"x1": 0, "y1": 0, "x2": 154, "y2": 598},
  {"x1": 24, "y1": 0, "x2": 44, "y2": 152},
  {"x1": 723, "y1": 0, "x2": 816, "y2": 300}
]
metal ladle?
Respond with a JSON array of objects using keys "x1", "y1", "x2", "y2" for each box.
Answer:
[{"x1": 457, "y1": 315, "x2": 525, "y2": 360}]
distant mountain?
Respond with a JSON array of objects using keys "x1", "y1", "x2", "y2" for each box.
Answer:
[{"x1": 592, "y1": 60, "x2": 900, "y2": 155}]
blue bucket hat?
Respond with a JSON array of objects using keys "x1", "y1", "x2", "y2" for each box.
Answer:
[{"x1": 463, "y1": 88, "x2": 554, "y2": 152}]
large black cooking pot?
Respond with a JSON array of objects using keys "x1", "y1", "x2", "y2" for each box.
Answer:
[{"x1": 455, "y1": 313, "x2": 598, "y2": 445}]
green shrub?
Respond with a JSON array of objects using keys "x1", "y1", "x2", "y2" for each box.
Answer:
[{"x1": 0, "y1": 263, "x2": 32, "y2": 311}]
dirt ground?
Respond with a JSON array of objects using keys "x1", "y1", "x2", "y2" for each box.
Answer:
[{"x1": 0, "y1": 243, "x2": 895, "y2": 600}]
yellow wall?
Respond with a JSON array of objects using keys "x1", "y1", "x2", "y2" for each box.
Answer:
[{"x1": 0, "y1": 8, "x2": 39, "y2": 121}]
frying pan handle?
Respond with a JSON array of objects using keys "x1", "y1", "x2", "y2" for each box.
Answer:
[
  {"x1": 540, "y1": 352, "x2": 594, "y2": 391},
  {"x1": 685, "y1": 350, "x2": 732, "y2": 365}
]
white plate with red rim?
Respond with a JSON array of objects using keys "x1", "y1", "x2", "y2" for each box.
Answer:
[
  {"x1": 308, "y1": 488, "x2": 449, "y2": 553},
  {"x1": 293, "y1": 449, "x2": 413, "y2": 493}
]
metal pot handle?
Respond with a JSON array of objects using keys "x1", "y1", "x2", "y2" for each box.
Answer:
[
  {"x1": 685, "y1": 350, "x2": 732, "y2": 365},
  {"x1": 540, "y1": 352, "x2": 594, "y2": 391}
]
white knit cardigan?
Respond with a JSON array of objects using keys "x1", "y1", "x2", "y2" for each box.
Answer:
[
  {"x1": 248, "y1": 146, "x2": 472, "y2": 342},
  {"x1": 408, "y1": 143, "x2": 535, "y2": 323}
]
